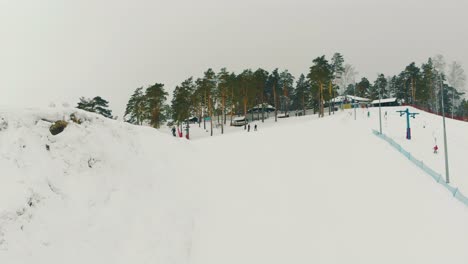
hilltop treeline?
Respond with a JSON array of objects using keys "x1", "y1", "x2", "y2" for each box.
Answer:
[{"x1": 80, "y1": 53, "x2": 468, "y2": 131}]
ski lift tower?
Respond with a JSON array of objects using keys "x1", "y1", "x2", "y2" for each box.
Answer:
[{"x1": 397, "y1": 108, "x2": 419, "y2": 140}]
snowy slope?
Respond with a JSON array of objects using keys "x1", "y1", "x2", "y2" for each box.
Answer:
[
  {"x1": 364, "y1": 106, "x2": 468, "y2": 193},
  {"x1": 1, "y1": 106, "x2": 468, "y2": 264},
  {"x1": 0, "y1": 107, "x2": 196, "y2": 264}
]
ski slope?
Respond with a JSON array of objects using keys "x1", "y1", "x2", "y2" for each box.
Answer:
[
  {"x1": 365, "y1": 106, "x2": 468, "y2": 193},
  {"x1": 1, "y1": 106, "x2": 468, "y2": 263}
]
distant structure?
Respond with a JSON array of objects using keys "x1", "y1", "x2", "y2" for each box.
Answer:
[
  {"x1": 371, "y1": 98, "x2": 400, "y2": 107},
  {"x1": 247, "y1": 104, "x2": 275, "y2": 113},
  {"x1": 331, "y1": 95, "x2": 370, "y2": 109}
]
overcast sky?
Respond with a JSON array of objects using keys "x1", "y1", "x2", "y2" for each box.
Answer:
[{"x1": 1, "y1": 0, "x2": 467, "y2": 117}]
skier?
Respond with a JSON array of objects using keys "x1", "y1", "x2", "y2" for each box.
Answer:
[
  {"x1": 254, "y1": 124, "x2": 257, "y2": 131},
  {"x1": 171, "y1": 126, "x2": 176, "y2": 137},
  {"x1": 433, "y1": 145, "x2": 438, "y2": 154},
  {"x1": 247, "y1": 124, "x2": 250, "y2": 132},
  {"x1": 367, "y1": 111, "x2": 370, "y2": 118},
  {"x1": 384, "y1": 111, "x2": 388, "y2": 119}
]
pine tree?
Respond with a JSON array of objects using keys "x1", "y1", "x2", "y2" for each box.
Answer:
[
  {"x1": 456, "y1": 99, "x2": 468, "y2": 118},
  {"x1": 279, "y1": 70, "x2": 295, "y2": 116},
  {"x1": 420, "y1": 59, "x2": 436, "y2": 109},
  {"x1": 369, "y1": 74, "x2": 388, "y2": 100},
  {"x1": 308, "y1": 56, "x2": 333, "y2": 117},
  {"x1": 292, "y1": 74, "x2": 310, "y2": 115},
  {"x1": 331, "y1": 53, "x2": 345, "y2": 79},
  {"x1": 344, "y1": 83, "x2": 356, "y2": 96},
  {"x1": 252, "y1": 68, "x2": 269, "y2": 122},
  {"x1": 171, "y1": 78, "x2": 195, "y2": 124},
  {"x1": 217, "y1": 68, "x2": 235, "y2": 132},
  {"x1": 356, "y1": 77, "x2": 371, "y2": 98},
  {"x1": 124, "y1": 87, "x2": 148, "y2": 125},
  {"x1": 195, "y1": 69, "x2": 217, "y2": 136},
  {"x1": 192, "y1": 78, "x2": 204, "y2": 128},
  {"x1": 77, "y1": 96, "x2": 113, "y2": 118},
  {"x1": 93, "y1": 96, "x2": 113, "y2": 118},
  {"x1": 266, "y1": 69, "x2": 281, "y2": 121},
  {"x1": 403, "y1": 62, "x2": 421, "y2": 104},
  {"x1": 146, "y1": 83, "x2": 168, "y2": 128},
  {"x1": 447, "y1": 61, "x2": 466, "y2": 118},
  {"x1": 387, "y1": 76, "x2": 398, "y2": 98},
  {"x1": 161, "y1": 104, "x2": 172, "y2": 124},
  {"x1": 77, "y1": 97, "x2": 94, "y2": 112},
  {"x1": 238, "y1": 69, "x2": 254, "y2": 121}
]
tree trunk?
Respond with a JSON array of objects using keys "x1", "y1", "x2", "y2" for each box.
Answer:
[
  {"x1": 222, "y1": 93, "x2": 225, "y2": 134},
  {"x1": 208, "y1": 93, "x2": 213, "y2": 136},
  {"x1": 284, "y1": 86, "x2": 289, "y2": 116},
  {"x1": 204, "y1": 92, "x2": 207, "y2": 130},
  {"x1": 261, "y1": 93, "x2": 265, "y2": 123},
  {"x1": 452, "y1": 90, "x2": 455, "y2": 119},
  {"x1": 243, "y1": 89, "x2": 248, "y2": 118},
  {"x1": 319, "y1": 82, "x2": 323, "y2": 117},
  {"x1": 230, "y1": 87, "x2": 234, "y2": 126},
  {"x1": 222, "y1": 92, "x2": 226, "y2": 125},
  {"x1": 198, "y1": 104, "x2": 201, "y2": 127},
  {"x1": 250, "y1": 100, "x2": 254, "y2": 121},
  {"x1": 273, "y1": 84, "x2": 278, "y2": 122},
  {"x1": 302, "y1": 94, "x2": 305, "y2": 116},
  {"x1": 257, "y1": 95, "x2": 260, "y2": 121},
  {"x1": 203, "y1": 111, "x2": 206, "y2": 129}
]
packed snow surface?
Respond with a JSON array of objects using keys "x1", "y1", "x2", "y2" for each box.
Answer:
[{"x1": 1, "y1": 106, "x2": 468, "y2": 264}]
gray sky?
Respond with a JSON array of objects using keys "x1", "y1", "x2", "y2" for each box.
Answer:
[{"x1": 1, "y1": 0, "x2": 467, "y2": 117}]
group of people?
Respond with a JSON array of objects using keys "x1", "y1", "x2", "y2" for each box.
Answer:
[
  {"x1": 244, "y1": 123, "x2": 257, "y2": 132},
  {"x1": 171, "y1": 126, "x2": 187, "y2": 138},
  {"x1": 170, "y1": 123, "x2": 258, "y2": 138}
]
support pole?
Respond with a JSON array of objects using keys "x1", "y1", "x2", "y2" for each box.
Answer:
[{"x1": 440, "y1": 77, "x2": 450, "y2": 183}]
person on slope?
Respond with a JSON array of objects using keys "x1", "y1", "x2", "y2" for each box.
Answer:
[
  {"x1": 254, "y1": 124, "x2": 257, "y2": 131},
  {"x1": 171, "y1": 126, "x2": 176, "y2": 137},
  {"x1": 433, "y1": 145, "x2": 438, "y2": 154},
  {"x1": 247, "y1": 124, "x2": 251, "y2": 132}
]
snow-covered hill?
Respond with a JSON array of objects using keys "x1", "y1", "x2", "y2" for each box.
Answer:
[
  {"x1": 0, "y1": 107, "x2": 196, "y2": 263},
  {"x1": 1, "y1": 106, "x2": 468, "y2": 263}
]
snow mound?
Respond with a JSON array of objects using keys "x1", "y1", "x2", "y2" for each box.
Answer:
[{"x1": 0, "y1": 107, "x2": 195, "y2": 264}]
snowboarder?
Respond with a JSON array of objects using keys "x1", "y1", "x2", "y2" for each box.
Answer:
[
  {"x1": 433, "y1": 145, "x2": 438, "y2": 154},
  {"x1": 247, "y1": 124, "x2": 250, "y2": 132},
  {"x1": 254, "y1": 124, "x2": 257, "y2": 131}
]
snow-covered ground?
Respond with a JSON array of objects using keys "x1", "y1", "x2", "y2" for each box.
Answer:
[
  {"x1": 0, "y1": 107, "x2": 197, "y2": 263},
  {"x1": 1, "y1": 106, "x2": 468, "y2": 263}
]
